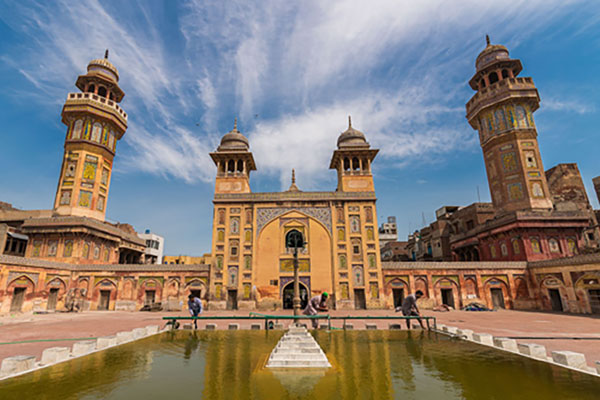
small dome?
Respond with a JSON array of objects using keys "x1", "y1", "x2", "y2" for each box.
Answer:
[
  {"x1": 218, "y1": 119, "x2": 249, "y2": 151},
  {"x1": 475, "y1": 36, "x2": 509, "y2": 71},
  {"x1": 87, "y1": 51, "x2": 119, "y2": 82},
  {"x1": 337, "y1": 116, "x2": 368, "y2": 148}
]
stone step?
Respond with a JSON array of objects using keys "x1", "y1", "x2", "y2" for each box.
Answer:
[
  {"x1": 269, "y1": 354, "x2": 327, "y2": 361},
  {"x1": 266, "y1": 326, "x2": 331, "y2": 369},
  {"x1": 276, "y1": 342, "x2": 318, "y2": 349},
  {"x1": 267, "y1": 360, "x2": 331, "y2": 368},
  {"x1": 273, "y1": 348, "x2": 322, "y2": 354}
]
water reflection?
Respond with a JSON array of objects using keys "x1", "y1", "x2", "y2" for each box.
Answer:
[{"x1": 0, "y1": 331, "x2": 598, "y2": 400}]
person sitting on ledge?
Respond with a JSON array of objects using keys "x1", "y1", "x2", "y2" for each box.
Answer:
[
  {"x1": 188, "y1": 293, "x2": 203, "y2": 329},
  {"x1": 396, "y1": 290, "x2": 425, "y2": 329},
  {"x1": 303, "y1": 292, "x2": 329, "y2": 329}
]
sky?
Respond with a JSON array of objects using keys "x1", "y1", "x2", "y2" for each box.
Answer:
[{"x1": 0, "y1": 0, "x2": 599, "y2": 256}]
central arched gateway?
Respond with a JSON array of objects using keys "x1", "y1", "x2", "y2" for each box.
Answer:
[{"x1": 282, "y1": 281, "x2": 308, "y2": 309}]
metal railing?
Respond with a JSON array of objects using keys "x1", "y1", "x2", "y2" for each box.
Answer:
[{"x1": 162, "y1": 313, "x2": 437, "y2": 331}]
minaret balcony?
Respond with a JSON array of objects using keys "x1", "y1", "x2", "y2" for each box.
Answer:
[
  {"x1": 63, "y1": 92, "x2": 128, "y2": 131},
  {"x1": 466, "y1": 77, "x2": 539, "y2": 122}
]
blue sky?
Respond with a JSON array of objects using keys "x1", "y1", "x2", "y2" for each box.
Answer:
[{"x1": 1, "y1": 1, "x2": 599, "y2": 256}]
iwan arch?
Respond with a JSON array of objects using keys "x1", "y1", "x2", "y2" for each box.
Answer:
[{"x1": 208, "y1": 117, "x2": 383, "y2": 310}]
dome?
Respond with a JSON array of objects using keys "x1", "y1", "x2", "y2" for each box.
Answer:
[
  {"x1": 337, "y1": 116, "x2": 369, "y2": 148},
  {"x1": 218, "y1": 119, "x2": 249, "y2": 151},
  {"x1": 87, "y1": 50, "x2": 119, "y2": 82},
  {"x1": 475, "y1": 36, "x2": 509, "y2": 71}
]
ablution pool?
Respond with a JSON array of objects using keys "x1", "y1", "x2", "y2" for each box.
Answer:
[{"x1": 0, "y1": 330, "x2": 598, "y2": 399}]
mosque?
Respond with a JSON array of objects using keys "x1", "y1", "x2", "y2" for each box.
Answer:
[{"x1": 0, "y1": 40, "x2": 599, "y2": 314}]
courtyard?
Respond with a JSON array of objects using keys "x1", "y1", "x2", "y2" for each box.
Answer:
[{"x1": 0, "y1": 309, "x2": 598, "y2": 369}]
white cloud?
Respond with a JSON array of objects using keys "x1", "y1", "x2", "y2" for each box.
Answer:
[
  {"x1": 541, "y1": 98, "x2": 595, "y2": 115},
  {"x1": 1, "y1": 0, "x2": 594, "y2": 187}
]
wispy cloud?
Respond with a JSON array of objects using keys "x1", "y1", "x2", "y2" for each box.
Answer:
[
  {"x1": 0, "y1": 0, "x2": 595, "y2": 188},
  {"x1": 541, "y1": 98, "x2": 595, "y2": 115}
]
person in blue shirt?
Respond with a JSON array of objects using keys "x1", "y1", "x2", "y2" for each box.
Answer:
[{"x1": 188, "y1": 294, "x2": 203, "y2": 329}]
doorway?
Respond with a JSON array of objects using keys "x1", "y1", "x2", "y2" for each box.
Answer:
[
  {"x1": 10, "y1": 287, "x2": 26, "y2": 312},
  {"x1": 587, "y1": 290, "x2": 600, "y2": 314},
  {"x1": 47, "y1": 288, "x2": 59, "y2": 311},
  {"x1": 282, "y1": 282, "x2": 309, "y2": 310},
  {"x1": 441, "y1": 288, "x2": 455, "y2": 308},
  {"x1": 548, "y1": 289, "x2": 563, "y2": 312},
  {"x1": 190, "y1": 289, "x2": 202, "y2": 299},
  {"x1": 98, "y1": 290, "x2": 111, "y2": 310},
  {"x1": 354, "y1": 289, "x2": 366, "y2": 310},
  {"x1": 392, "y1": 288, "x2": 404, "y2": 309},
  {"x1": 490, "y1": 288, "x2": 505, "y2": 309},
  {"x1": 227, "y1": 290, "x2": 238, "y2": 310},
  {"x1": 145, "y1": 290, "x2": 156, "y2": 306}
]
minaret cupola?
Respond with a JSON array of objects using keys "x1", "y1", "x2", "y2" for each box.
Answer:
[
  {"x1": 329, "y1": 117, "x2": 378, "y2": 192},
  {"x1": 210, "y1": 119, "x2": 256, "y2": 194}
]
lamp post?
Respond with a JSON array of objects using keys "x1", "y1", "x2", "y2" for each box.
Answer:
[{"x1": 285, "y1": 230, "x2": 304, "y2": 316}]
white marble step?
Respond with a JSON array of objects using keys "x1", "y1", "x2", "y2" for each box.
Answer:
[
  {"x1": 266, "y1": 327, "x2": 331, "y2": 368},
  {"x1": 273, "y1": 348, "x2": 322, "y2": 354},
  {"x1": 267, "y1": 360, "x2": 331, "y2": 368},
  {"x1": 269, "y1": 354, "x2": 326, "y2": 361}
]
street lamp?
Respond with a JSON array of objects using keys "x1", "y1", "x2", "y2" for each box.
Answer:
[{"x1": 285, "y1": 229, "x2": 305, "y2": 316}]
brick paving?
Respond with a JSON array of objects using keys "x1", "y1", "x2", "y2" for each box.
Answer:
[{"x1": 0, "y1": 309, "x2": 598, "y2": 369}]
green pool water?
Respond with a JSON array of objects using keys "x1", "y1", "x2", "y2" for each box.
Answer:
[{"x1": 0, "y1": 330, "x2": 598, "y2": 399}]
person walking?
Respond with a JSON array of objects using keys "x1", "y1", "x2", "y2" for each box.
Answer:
[
  {"x1": 303, "y1": 292, "x2": 328, "y2": 329},
  {"x1": 188, "y1": 293, "x2": 203, "y2": 329},
  {"x1": 396, "y1": 290, "x2": 425, "y2": 329}
]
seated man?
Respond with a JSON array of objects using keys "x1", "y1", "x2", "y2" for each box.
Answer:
[
  {"x1": 396, "y1": 290, "x2": 425, "y2": 329},
  {"x1": 303, "y1": 292, "x2": 328, "y2": 329}
]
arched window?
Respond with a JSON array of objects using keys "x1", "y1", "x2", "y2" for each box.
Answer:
[
  {"x1": 227, "y1": 160, "x2": 235, "y2": 173},
  {"x1": 501, "y1": 69, "x2": 509, "y2": 79},
  {"x1": 109, "y1": 92, "x2": 115, "y2": 101},
  {"x1": 480, "y1": 79, "x2": 486, "y2": 89},
  {"x1": 343, "y1": 157, "x2": 350, "y2": 171},
  {"x1": 237, "y1": 160, "x2": 243, "y2": 172},
  {"x1": 88, "y1": 84, "x2": 95, "y2": 94},
  {"x1": 98, "y1": 86, "x2": 107, "y2": 97},
  {"x1": 489, "y1": 72, "x2": 499, "y2": 84},
  {"x1": 352, "y1": 157, "x2": 360, "y2": 170}
]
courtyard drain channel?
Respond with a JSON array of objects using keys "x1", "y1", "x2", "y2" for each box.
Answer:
[{"x1": 266, "y1": 326, "x2": 331, "y2": 368}]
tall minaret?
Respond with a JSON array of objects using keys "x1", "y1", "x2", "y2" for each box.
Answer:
[
  {"x1": 466, "y1": 36, "x2": 553, "y2": 214},
  {"x1": 53, "y1": 50, "x2": 127, "y2": 221},
  {"x1": 210, "y1": 119, "x2": 256, "y2": 194},
  {"x1": 329, "y1": 116, "x2": 379, "y2": 192}
]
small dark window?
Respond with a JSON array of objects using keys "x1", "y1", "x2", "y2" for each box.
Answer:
[
  {"x1": 98, "y1": 87, "x2": 107, "y2": 97},
  {"x1": 353, "y1": 245, "x2": 360, "y2": 254},
  {"x1": 489, "y1": 72, "x2": 499, "y2": 84},
  {"x1": 237, "y1": 160, "x2": 243, "y2": 172},
  {"x1": 269, "y1": 279, "x2": 278, "y2": 286},
  {"x1": 231, "y1": 247, "x2": 238, "y2": 256},
  {"x1": 480, "y1": 79, "x2": 486, "y2": 88},
  {"x1": 109, "y1": 92, "x2": 115, "y2": 101},
  {"x1": 88, "y1": 84, "x2": 95, "y2": 93},
  {"x1": 352, "y1": 157, "x2": 360, "y2": 170},
  {"x1": 228, "y1": 160, "x2": 235, "y2": 172},
  {"x1": 501, "y1": 69, "x2": 509, "y2": 79},
  {"x1": 343, "y1": 158, "x2": 350, "y2": 171}
]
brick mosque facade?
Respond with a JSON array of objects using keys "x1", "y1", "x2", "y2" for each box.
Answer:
[{"x1": 1, "y1": 42, "x2": 599, "y2": 315}]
